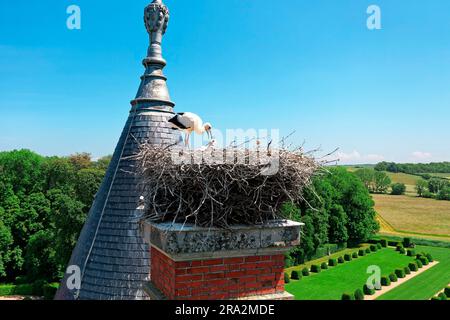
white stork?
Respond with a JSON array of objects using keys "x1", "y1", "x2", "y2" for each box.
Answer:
[{"x1": 168, "y1": 112, "x2": 213, "y2": 147}]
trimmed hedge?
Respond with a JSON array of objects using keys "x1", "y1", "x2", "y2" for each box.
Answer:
[
  {"x1": 444, "y1": 287, "x2": 450, "y2": 298},
  {"x1": 338, "y1": 256, "x2": 345, "y2": 264},
  {"x1": 380, "y1": 239, "x2": 388, "y2": 248},
  {"x1": 43, "y1": 283, "x2": 59, "y2": 300},
  {"x1": 0, "y1": 284, "x2": 33, "y2": 296},
  {"x1": 404, "y1": 266, "x2": 411, "y2": 275},
  {"x1": 395, "y1": 269, "x2": 406, "y2": 279},
  {"x1": 415, "y1": 259, "x2": 423, "y2": 268},
  {"x1": 302, "y1": 268, "x2": 310, "y2": 276},
  {"x1": 396, "y1": 243, "x2": 404, "y2": 252},
  {"x1": 407, "y1": 249, "x2": 415, "y2": 257},
  {"x1": 389, "y1": 273, "x2": 398, "y2": 282},
  {"x1": 399, "y1": 247, "x2": 406, "y2": 254},
  {"x1": 291, "y1": 270, "x2": 300, "y2": 280},
  {"x1": 32, "y1": 280, "x2": 47, "y2": 296},
  {"x1": 376, "y1": 243, "x2": 382, "y2": 250},
  {"x1": 328, "y1": 258, "x2": 337, "y2": 266},
  {"x1": 403, "y1": 237, "x2": 412, "y2": 248},
  {"x1": 370, "y1": 245, "x2": 377, "y2": 252},
  {"x1": 354, "y1": 288, "x2": 364, "y2": 300},
  {"x1": 426, "y1": 253, "x2": 434, "y2": 262},
  {"x1": 438, "y1": 293, "x2": 447, "y2": 301},
  {"x1": 419, "y1": 256, "x2": 429, "y2": 266},
  {"x1": 352, "y1": 252, "x2": 358, "y2": 259},
  {"x1": 310, "y1": 264, "x2": 321, "y2": 273},
  {"x1": 344, "y1": 254, "x2": 352, "y2": 262},
  {"x1": 363, "y1": 284, "x2": 375, "y2": 295},
  {"x1": 409, "y1": 262, "x2": 418, "y2": 272},
  {"x1": 381, "y1": 276, "x2": 391, "y2": 286},
  {"x1": 358, "y1": 249, "x2": 365, "y2": 256},
  {"x1": 284, "y1": 273, "x2": 290, "y2": 283},
  {"x1": 341, "y1": 293, "x2": 354, "y2": 300},
  {"x1": 321, "y1": 262, "x2": 328, "y2": 270},
  {"x1": 365, "y1": 248, "x2": 371, "y2": 254}
]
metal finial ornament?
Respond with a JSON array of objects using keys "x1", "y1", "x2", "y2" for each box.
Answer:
[{"x1": 144, "y1": 0, "x2": 170, "y2": 65}]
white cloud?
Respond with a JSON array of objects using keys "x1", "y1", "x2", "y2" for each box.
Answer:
[
  {"x1": 411, "y1": 151, "x2": 432, "y2": 160},
  {"x1": 326, "y1": 150, "x2": 384, "y2": 165}
]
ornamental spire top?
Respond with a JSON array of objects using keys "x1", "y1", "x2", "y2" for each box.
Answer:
[{"x1": 144, "y1": 0, "x2": 170, "y2": 65}]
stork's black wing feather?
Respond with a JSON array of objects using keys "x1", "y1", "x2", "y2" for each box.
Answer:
[{"x1": 168, "y1": 115, "x2": 189, "y2": 130}]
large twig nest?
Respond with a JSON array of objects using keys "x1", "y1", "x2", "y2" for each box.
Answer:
[{"x1": 135, "y1": 143, "x2": 321, "y2": 228}]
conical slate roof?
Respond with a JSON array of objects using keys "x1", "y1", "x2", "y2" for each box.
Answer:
[{"x1": 55, "y1": 0, "x2": 179, "y2": 300}]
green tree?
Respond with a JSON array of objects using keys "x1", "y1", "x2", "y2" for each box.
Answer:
[
  {"x1": 373, "y1": 171, "x2": 391, "y2": 194},
  {"x1": 74, "y1": 168, "x2": 105, "y2": 207},
  {"x1": 428, "y1": 178, "x2": 448, "y2": 194},
  {"x1": 415, "y1": 179, "x2": 428, "y2": 197},
  {"x1": 391, "y1": 183, "x2": 406, "y2": 195},
  {"x1": 328, "y1": 204, "x2": 348, "y2": 244},
  {"x1": 0, "y1": 220, "x2": 13, "y2": 277},
  {"x1": 24, "y1": 230, "x2": 58, "y2": 281},
  {"x1": 354, "y1": 168, "x2": 374, "y2": 192}
]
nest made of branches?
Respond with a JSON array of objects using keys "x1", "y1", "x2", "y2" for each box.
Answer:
[{"x1": 135, "y1": 143, "x2": 322, "y2": 228}]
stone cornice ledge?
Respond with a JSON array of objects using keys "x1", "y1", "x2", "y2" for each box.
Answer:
[{"x1": 142, "y1": 220, "x2": 303, "y2": 261}]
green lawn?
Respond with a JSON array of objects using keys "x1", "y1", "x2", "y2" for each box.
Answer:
[
  {"x1": 285, "y1": 248, "x2": 414, "y2": 300},
  {"x1": 377, "y1": 245, "x2": 450, "y2": 300}
]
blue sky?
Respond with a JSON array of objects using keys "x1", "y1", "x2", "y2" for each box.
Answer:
[{"x1": 1, "y1": 0, "x2": 449, "y2": 164}]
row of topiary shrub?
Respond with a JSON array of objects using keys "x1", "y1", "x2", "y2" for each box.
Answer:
[
  {"x1": 341, "y1": 253, "x2": 433, "y2": 300},
  {"x1": 430, "y1": 286, "x2": 450, "y2": 301},
  {"x1": 369, "y1": 237, "x2": 415, "y2": 249},
  {"x1": 0, "y1": 280, "x2": 59, "y2": 300}
]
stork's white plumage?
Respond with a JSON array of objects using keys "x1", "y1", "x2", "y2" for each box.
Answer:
[{"x1": 168, "y1": 112, "x2": 213, "y2": 147}]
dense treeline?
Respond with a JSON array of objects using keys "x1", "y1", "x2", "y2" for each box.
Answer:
[
  {"x1": 375, "y1": 161, "x2": 450, "y2": 174},
  {"x1": 283, "y1": 167, "x2": 379, "y2": 265},
  {"x1": 0, "y1": 150, "x2": 110, "y2": 283}
]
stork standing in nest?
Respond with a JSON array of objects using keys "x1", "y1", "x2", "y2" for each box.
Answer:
[{"x1": 169, "y1": 112, "x2": 213, "y2": 147}]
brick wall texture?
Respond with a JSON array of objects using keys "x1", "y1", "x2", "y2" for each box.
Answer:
[{"x1": 151, "y1": 247, "x2": 286, "y2": 300}]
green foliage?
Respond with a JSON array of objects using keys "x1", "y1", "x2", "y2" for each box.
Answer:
[
  {"x1": 419, "y1": 256, "x2": 429, "y2": 266},
  {"x1": 352, "y1": 252, "x2": 358, "y2": 259},
  {"x1": 408, "y1": 262, "x2": 418, "y2": 272},
  {"x1": 438, "y1": 293, "x2": 447, "y2": 300},
  {"x1": 284, "y1": 272, "x2": 290, "y2": 283},
  {"x1": 338, "y1": 256, "x2": 344, "y2": 264},
  {"x1": 437, "y1": 187, "x2": 450, "y2": 201},
  {"x1": 0, "y1": 149, "x2": 108, "y2": 283},
  {"x1": 310, "y1": 264, "x2": 321, "y2": 273},
  {"x1": 415, "y1": 179, "x2": 428, "y2": 197},
  {"x1": 291, "y1": 270, "x2": 300, "y2": 280},
  {"x1": 344, "y1": 254, "x2": 352, "y2": 261},
  {"x1": 399, "y1": 247, "x2": 406, "y2": 254},
  {"x1": 328, "y1": 258, "x2": 337, "y2": 266},
  {"x1": 43, "y1": 283, "x2": 59, "y2": 300},
  {"x1": 370, "y1": 245, "x2": 377, "y2": 252},
  {"x1": 389, "y1": 273, "x2": 398, "y2": 282},
  {"x1": 395, "y1": 269, "x2": 405, "y2": 278},
  {"x1": 375, "y1": 161, "x2": 450, "y2": 175},
  {"x1": 391, "y1": 183, "x2": 406, "y2": 195},
  {"x1": 363, "y1": 284, "x2": 375, "y2": 295},
  {"x1": 380, "y1": 239, "x2": 387, "y2": 248},
  {"x1": 407, "y1": 249, "x2": 415, "y2": 257},
  {"x1": 354, "y1": 288, "x2": 364, "y2": 300},
  {"x1": 444, "y1": 287, "x2": 450, "y2": 298},
  {"x1": 404, "y1": 266, "x2": 411, "y2": 275},
  {"x1": 341, "y1": 293, "x2": 354, "y2": 300},
  {"x1": 381, "y1": 276, "x2": 391, "y2": 286},
  {"x1": 32, "y1": 279, "x2": 48, "y2": 296},
  {"x1": 301, "y1": 268, "x2": 310, "y2": 276},
  {"x1": 358, "y1": 249, "x2": 365, "y2": 256},
  {"x1": 321, "y1": 262, "x2": 328, "y2": 270},
  {"x1": 365, "y1": 248, "x2": 371, "y2": 254},
  {"x1": 426, "y1": 253, "x2": 433, "y2": 262},
  {"x1": 415, "y1": 259, "x2": 423, "y2": 268}
]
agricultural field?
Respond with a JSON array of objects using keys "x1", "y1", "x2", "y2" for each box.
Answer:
[
  {"x1": 285, "y1": 248, "x2": 414, "y2": 300},
  {"x1": 373, "y1": 194, "x2": 450, "y2": 239}
]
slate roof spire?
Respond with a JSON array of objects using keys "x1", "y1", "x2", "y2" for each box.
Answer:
[{"x1": 55, "y1": 0, "x2": 179, "y2": 300}]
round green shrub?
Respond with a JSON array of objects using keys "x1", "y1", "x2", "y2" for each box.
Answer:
[
  {"x1": 444, "y1": 287, "x2": 450, "y2": 298},
  {"x1": 302, "y1": 267, "x2": 310, "y2": 276},
  {"x1": 32, "y1": 279, "x2": 48, "y2": 296},
  {"x1": 438, "y1": 293, "x2": 447, "y2": 301},
  {"x1": 344, "y1": 254, "x2": 352, "y2": 261},
  {"x1": 352, "y1": 252, "x2": 358, "y2": 259},
  {"x1": 395, "y1": 269, "x2": 405, "y2": 278},
  {"x1": 380, "y1": 239, "x2": 388, "y2": 248},
  {"x1": 338, "y1": 256, "x2": 344, "y2": 264},
  {"x1": 431, "y1": 296, "x2": 440, "y2": 301},
  {"x1": 376, "y1": 243, "x2": 382, "y2": 250},
  {"x1": 399, "y1": 247, "x2": 406, "y2": 254},
  {"x1": 363, "y1": 284, "x2": 375, "y2": 295},
  {"x1": 291, "y1": 270, "x2": 301, "y2": 280},
  {"x1": 415, "y1": 259, "x2": 423, "y2": 268},
  {"x1": 365, "y1": 248, "x2": 371, "y2": 254},
  {"x1": 389, "y1": 273, "x2": 398, "y2": 282},
  {"x1": 358, "y1": 249, "x2": 365, "y2": 256},
  {"x1": 370, "y1": 245, "x2": 377, "y2": 252},
  {"x1": 321, "y1": 262, "x2": 328, "y2": 270},
  {"x1": 407, "y1": 249, "x2": 415, "y2": 257},
  {"x1": 396, "y1": 244, "x2": 403, "y2": 252},
  {"x1": 354, "y1": 288, "x2": 364, "y2": 300},
  {"x1": 381, "y1": 276, "x2": 391, "y2": 286},
  {"x1": 404, "y1": 266, "x2": 411, "y2": 275},
  {"x1": 426, "y1": 253, "x2": 433, "y2": 262},
  {"x1": 403, "y1": 237, "x2": 412, "y2": 248},
  {"x1": 284, "y1": 272, "x2": 290, "y2": 283},
  {"x1": 420, "y1": 256, "x2": 429, "y2": 266},
  {"x1": 328, "y1": 258, "x2": 337, "y2": 266},
  {"x1": 310, "y1": 264, "x2": 321, "y2": 273},
  {"x1": 341, "y1": 293, "x2": 354, "y2": 300},
  {"x1": 409, "y1": 262, "x2": 418, "y2": 272}
]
